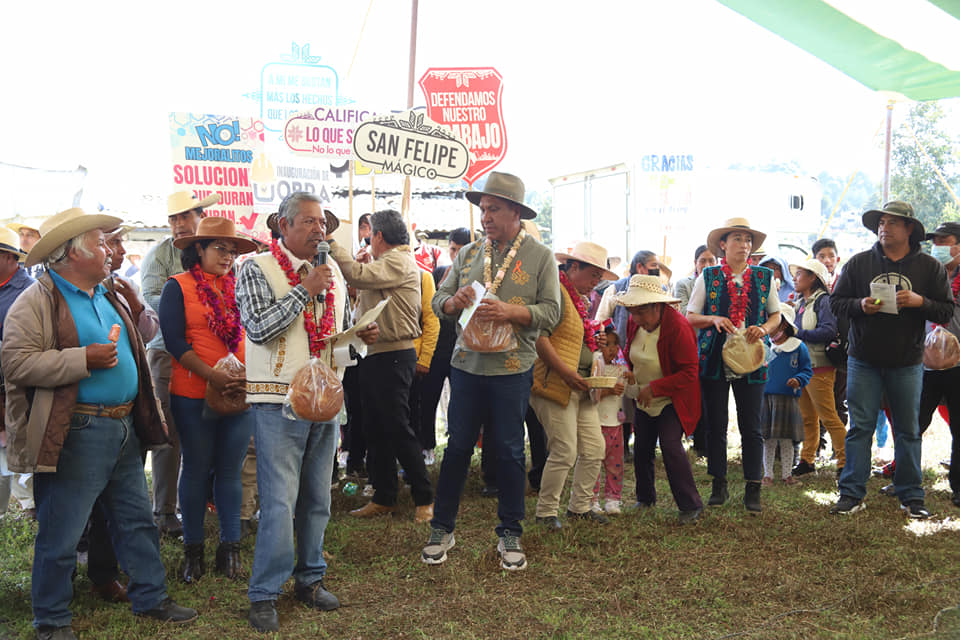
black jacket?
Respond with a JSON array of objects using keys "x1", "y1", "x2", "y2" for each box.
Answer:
[{"x1": 831, "y1": 242, "x2": 954, "y2": 367}]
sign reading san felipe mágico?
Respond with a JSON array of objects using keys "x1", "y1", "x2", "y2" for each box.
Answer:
[
  {"x1": 351, "y1": 111, "x2": 469, "y2": 182},
  {"x1": 418, "y1": 67, "x2": 507, "y2": 185}
]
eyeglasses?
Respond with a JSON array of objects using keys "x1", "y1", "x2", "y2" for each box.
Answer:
[{"x1": 209, "y1": 244, "x2": 239, "y2": 258}]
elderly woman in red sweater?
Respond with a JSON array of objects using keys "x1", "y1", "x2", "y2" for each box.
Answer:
[{"x1": 616, "y1": 275, "x2": 704, "y2": 524}]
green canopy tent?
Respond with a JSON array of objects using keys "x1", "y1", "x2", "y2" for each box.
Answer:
[{"x1": 716, "y1": 0, "x2": 960, "y2": 200}]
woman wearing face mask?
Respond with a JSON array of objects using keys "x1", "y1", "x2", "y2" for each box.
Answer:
[
  {"x1": 686, "y1": 218, "x2": 782, "y2": 513},
  {"x1": 159, "y1": 217, "x2": 257, "y2": 583}
]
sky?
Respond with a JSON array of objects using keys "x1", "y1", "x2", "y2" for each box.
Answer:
[{"x1": 0, "y1": 0, "x2": 939, "y2": 228}]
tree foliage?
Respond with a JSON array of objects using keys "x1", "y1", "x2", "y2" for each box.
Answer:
[{"x1": 890, "y1": 101, "x2": 960, "y2": 231}]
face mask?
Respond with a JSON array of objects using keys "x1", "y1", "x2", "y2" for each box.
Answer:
[
  {"x1": 931, "y1": 244, "x2": 954, "y2": 265},
  {"x1": 647, "y1": 268, "x2": 660, "y2": 277}
]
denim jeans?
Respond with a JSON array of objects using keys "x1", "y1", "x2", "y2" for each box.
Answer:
[
  {"x1": 248, "y1": 403, "x2": 336, "y2": 603},
  {"x1": 171, "y1": 395, "x2": 254, "y2": 544},
  {"x1": 32, "y1": 413, "x2": 167, "y2": 628},
  {"x1": 839, "y1": 357, "x2": 924, "y2": 502},
  {"x1": 432, "y1": 368, "x2": 532, "y2": 538}
]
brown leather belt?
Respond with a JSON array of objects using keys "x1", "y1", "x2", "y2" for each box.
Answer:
[{"x1": 74, "y1": 402, "x2": 134, "y2": 419}]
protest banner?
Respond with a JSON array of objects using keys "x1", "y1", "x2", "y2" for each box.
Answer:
[
  {"x1": 418, "y1": 67, "x2": 507, "y2": 185},
  {"x1": 284, "y1": 107, "x2": 376, "y2": 160},
  {"x1": 169, "y1": 112, "x2": 267, "y2": 241},
  {"x1": 352, "y1": 111, "x2": 469, "y2": 183}
]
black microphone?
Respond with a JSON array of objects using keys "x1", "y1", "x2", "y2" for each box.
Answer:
[{"x1": 316, "y1": 241, "x2": 330, "y2": 298}]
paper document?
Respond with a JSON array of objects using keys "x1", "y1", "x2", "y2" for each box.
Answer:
[
  {"x1": 458, "y1": 281, "x2": 488, "y2": 330},
  {"x1": 869, "y1": 282, "x2": 899, "y2": 315},
  {"x1": 329, "y1": 297, "x2": 391, "y2": 367}
]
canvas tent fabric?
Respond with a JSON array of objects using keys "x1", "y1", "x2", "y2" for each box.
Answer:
[{"x1": 716, "y1": 0, "x2": 960, "y2": 101}]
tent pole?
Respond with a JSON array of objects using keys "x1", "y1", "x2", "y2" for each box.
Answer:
[{"x1": 882, "y1": 99, "x2": 894, "y2": 202}]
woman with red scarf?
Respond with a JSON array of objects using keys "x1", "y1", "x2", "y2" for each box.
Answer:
[
  {"x1": 616, "y1": 275, "x2": 704, "y2": 523},
  {"x1": 159, "y1": 217, "x2": 257, "y2": 582},
  {"x1": 686, "y1": 218, "x2": 781, "y2": 513}
]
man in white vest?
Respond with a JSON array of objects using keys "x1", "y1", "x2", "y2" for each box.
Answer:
[{"x1": 236, "y1": 192, "x2": 379, "y2": 633}]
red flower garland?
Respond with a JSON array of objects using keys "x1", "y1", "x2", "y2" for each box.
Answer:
[
  {"x1": 721, "y1": 259, "x2": 752, "y2": 328},
  {"x1": 559, "y1": 270, "x2": 598, "y2": 352},
  {"x1": 951, "y1": 269, "x2": 960, "y2": 300},
  {"x1": 190, "y1": 265, "x2": 242, "y2": 353},
  {"x1": 270, "y1": 239, "x2": 336, "y2": 358}
]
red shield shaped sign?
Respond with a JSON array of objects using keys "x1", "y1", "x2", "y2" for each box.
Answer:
[{"x1": 418, "y1": 67, "x2": 507, "y2": 186}]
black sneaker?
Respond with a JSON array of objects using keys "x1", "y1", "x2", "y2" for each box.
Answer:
[
  {"x1": 535, "y1": 515, "x2": 562, "y2": 530},
  {"x1": 135, "y1": 597, "x2": 198, "y2": 624},
  {"x1": 566, "y1": 509, "x2": 609, "y2": 525},
  {"x1": 707, "y1": 478, "x2": 728, "y2": 506},
  {"x1": 248, "y1": 600, "x2": 278, "y2": 633},
  {"x1": 952, "y1": 493, "x2": 960, "y2": 508},
  {"x1": 678, "y1": 507, "x2": 703, "y2": 524},
  {"x1": 791, "y1": 460, "x2": 816, "y2": 476},
  {"x1": 294, "y1": 579, "x2": 340, "y2": 611},
  {"x1": 829, "y1": 495, "x2": 865, "y2": 515},
  {"x1": 900, "y1": 500, "x2": 931, "y2": 519}
]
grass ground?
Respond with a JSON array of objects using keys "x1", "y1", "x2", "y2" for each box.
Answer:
[{"x1": 1, "y1": 417, "x2": 959, "y2": 640}]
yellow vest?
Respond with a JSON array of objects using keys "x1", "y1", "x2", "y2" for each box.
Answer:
[{"x1": 531, "y1": 285, "x2": 583, "y2": 407}]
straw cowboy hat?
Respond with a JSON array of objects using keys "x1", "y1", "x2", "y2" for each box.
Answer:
[
  {"x1": 466, "y1": 171, "x2": 538, "y2": 220},
  {"x1": 168, "y1": 190, "x2": 221, "y2": 216},
  {"x1": 521, "y1": 220, "x2": 541, "y2": 242},
  {"x1": 173, "y1": 216, "x2": 258, "y2": 255},
  {"x1": 614, "y1": 274, "x2": 681, "y2": 307},
  {"x1": 706, "y1": 217, "x2": 767, "y2": 257},
  {"x1": 0, "y1": 228, "x2": 27, "y2": 260},
  {"x1": 862, "y1": 200, "x2": 925, "y2": 244},
  {"x1": 25, "y1": 208, "x2": 123, "y2": 268},
  {"x1": 788, "y1": 258, "x2": 831, "y2": 290},
  {"x1": 6, "y1": 217, "x2": 47, "y2": 235},
  {"x1": 266, "y1": 207, "x2": 340, "y2": 235},
  {"x1": 555, "y1": 241, "x2": 619, "y2": 280}
]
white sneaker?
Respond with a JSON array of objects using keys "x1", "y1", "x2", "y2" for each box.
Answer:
[
  {"x1": 361, "y1": 484, "x2": 374, "y2": 497},
  {"x1": 496, "y1": 534, "x2": 527, "y2": 571},
  {"x1": 604, "y1": 499, "x2": 622, "y2": 515},
  {"x1": 423, "y1": 449, "x2": 436, "y2": 466},
  {"x1": 421, "y1": 528, "x2": 455, "y2": 565},
  {"x1": 590, "y1": 499, "x2": 602, "y2": 514}
]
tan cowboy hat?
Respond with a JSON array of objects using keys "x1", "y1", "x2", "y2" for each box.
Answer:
[
  {"x1": 706, "y1": 217, "x2": 767, "y2": 257},
  {"x1": 266, "y1": 207, "x2": 340, "y2": 235},
  {"x1": 521, "y1": 219, "x2": 541, "y2": 242},
  {"x1": 555, "y1": 241, "x2": 619, "y2": 280},
  {"x1": 0, "y1": 228, "x2": 27, "y2": 260},
  {"x1": 173, "y1": 216, "x2": 258, "y2": 255},
  {"x1": 168, "y1": 190, "x2": 221, "y2": 216},
  {"x1": 25, "y1": 208, "x2": 123, "y2": 268},
  {"x1": 788, "y1": 258, "x2": 830, "y2": 290},
  {"x1": 105, "y1": 225, "x2": 135, "y2": 239},
  {"x1": 614, "y1": 274, "x2": 681, "y2": 307},
  {"x1": 466, "y1": 171, "x2": 537, "y2": 220},
  {"x1": 862, "y1": 200, "x2": 926, "y2": 244},
  {"x1": 6, "y1": 217, "x2": 47, "y2": 236}
]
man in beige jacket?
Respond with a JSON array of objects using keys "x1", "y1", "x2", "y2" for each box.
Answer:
[{"x1": 329, "y1": 209, "x2": 433, "y2": 523}]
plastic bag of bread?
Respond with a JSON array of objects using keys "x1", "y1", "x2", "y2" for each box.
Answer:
[
  {"x1": 721, "y1": 329, "x2": 765, "y2": 375},
  {"x1": 461, "y1": 291, "x2": 518, "y2": 353},
  {"x1": 204, "y1": 353, "x2": 249, "y2": 416},
  {"x1": 923, "y1": 326, "x2": 960, "y2": 370},
  {"x1": 283, "y1": 358, "x2": 344, "y2": 422}
]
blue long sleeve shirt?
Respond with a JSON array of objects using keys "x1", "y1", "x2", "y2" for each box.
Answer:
[{"x1": 764, "y1": 340, "x2": 812, "y2": 397}]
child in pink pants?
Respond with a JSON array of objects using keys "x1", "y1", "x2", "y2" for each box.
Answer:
[{"x1": 593, "y1": 331, "x2": 628, "y2": 514}]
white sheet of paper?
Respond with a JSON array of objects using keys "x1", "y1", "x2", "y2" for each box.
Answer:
[
  {"x1": 458, "y1": 281, "x2": 488, "y2": 330},
  {"x1": 870, "y1": 282, "x2": 899, "y2": 315},
  {"x1": 0, "y1": 447, "x2": 10, "y2": 477},
  {"x1": 327, "y1": 297, "x2": 390, "y2": 367}
]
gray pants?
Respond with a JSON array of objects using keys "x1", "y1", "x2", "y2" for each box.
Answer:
[{"x1": 147, "y1": 349, "x2": 180, "y2": 515}]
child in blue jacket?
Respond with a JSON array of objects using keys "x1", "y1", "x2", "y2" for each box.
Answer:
[{"x1": 761, "y1": 304, "x2": 813, "y2": 486}]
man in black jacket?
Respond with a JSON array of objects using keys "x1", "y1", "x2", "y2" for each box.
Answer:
[{"x1": 830, "y1": 201, "x2": 953, "y2": 518}]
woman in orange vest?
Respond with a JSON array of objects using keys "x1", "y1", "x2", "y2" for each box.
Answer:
[{"x1": 159, "y1": 217, "x2": 257, "y2": 583}]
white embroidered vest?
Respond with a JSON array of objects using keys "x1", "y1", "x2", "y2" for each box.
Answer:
[{"x1": 245, "y1": 248, "x2": 347, "y2": 404}]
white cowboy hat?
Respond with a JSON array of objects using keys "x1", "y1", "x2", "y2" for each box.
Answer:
[
  {"x1": 788, "y1": 258, "x2": 830, "y2": 290},
  {"x1": 614, "y1": 274, "x2": 681, "y2": 307},
  {"x1": 555, "y1": 241, "x2": 619, "y2": 280},
  {"x1": 6, "y1": 217, "x2": 48, "y2": 235},
  {"x1": 168, "y1": 190, "x2": 221, "y2": 216},
  {"x1": 25, "y1": 208, "x2": 123, "y2": 268},
  {"x1": 0, "y1": 228, "x2": 27, "y2": 260},
  {"x1": 706, "y1": 217, "x2": 767, "y2": 258},
  {"x1": 466, "y1": 171, "x2": 538, "y2": 220}
]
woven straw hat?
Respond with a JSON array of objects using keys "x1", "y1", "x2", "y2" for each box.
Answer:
[
  {"x1": 168, "y1": 190, "x2": 221, "y2": 215},
  {"x1": 25, "y1": 208, "x2": 123, "y2": 268},
  {"x1": 788, "y1": 258, "x2": 830, "y2": 290},
  {"x1": 706, "y1": 217, "x2": 767, "y2": 257},
  {"x1": 614, "y1": 274, "x2": 680, "y2": 307},
  {"x1": 0, "y1": 228, "x2": 27, "y2": 259},
  {"x1": 555, "y1": 241, "x2": 618, "y2": 280}
]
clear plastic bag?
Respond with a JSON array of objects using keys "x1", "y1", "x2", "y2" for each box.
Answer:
[
  {"x1": 461, "y1": 291, "x2": 518, "y2": 353},
  {"x1": 721, "y1": 329, "x2": 765, "y2": 375},
  {"x1": 283, "y1": 357, "x2": 344, "y2": 422},
  {"x1": 204, "y1": 353, "x2": 249, "y2": 416},
  {"x1": 589, "y1": 352, "x2": 605, "y2": 404},
  {"x1": 923, "y1": 326, "x2": 960, "y2": 370}
]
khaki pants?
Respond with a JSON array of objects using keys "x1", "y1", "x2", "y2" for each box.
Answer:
[
  {"x1": 147, "y1": 349, "x2": 180, "y2": 515},
  {"x1": 240, "y1": 437, "x2": 258, "y2": 520},
  {"x1": 798, "y1": 368, "x2": 847, "y2": 467},
  {"x1": 532, "y1": 391, "x2": 605, "y2": 517}
]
